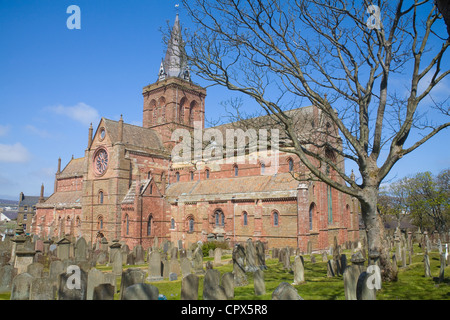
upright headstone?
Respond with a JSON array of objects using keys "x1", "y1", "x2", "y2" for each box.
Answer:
[
  {"x1": 221, "y1": 272, "x2": 234, "y2": 299},
  {"x1": 26, "y1": 262, "x2": 44, "y2": 278},
  {"x1": 133, "y1": 245, "x2": 145, "y2": 265},
  {"x1": 439, "y1": 253, "x2": 445, "y2": 283},
  {"x1": 75, "y1": 237, "x2": 88, "y2": 262},
  {"x1": 192, "y1": 247, "x2": 205, "y2": 275},
  {"x1": 424, "y1": 253, "x2": 431, "y2": 277},
  {"x1": 57, "y1": 266, "x2": 88, "y2": 300},
  {"x1": 93, "y1": 283, "x2": 115, "y2": 300},
  {"x1": 87, "y1": 268, "x2": 106, "y2": 300},
  {"x1": 0, "y1": 264, "x2": 17, "y2": 292},
  {"x1": 10, "y1": 272, "x2": 33, "y2": 300},
  {"x1": 180, "y1": 257, "x2": 191, "y2": 277},
  {"x1": 56, "y1": 237, "x2": 71, "y2": 261},
  {"x1": 232, "y1": 244, "x2": 247, "y2": 287},
  {"x1": 181, "y1": 273, "x2": 199, "y2": 300},
  {"x1": 147, "y1": 251, "x2": 163, "y2": 282},
  {"x1": 245, "y1": 239, "x2": 258, "y2": 272},
  {"x1": 213, "y1": 248, "x2": 222, "y2": 267},
  {"x1": 121, "y1": 283, "x2": 159, "y2": 300},
  {"x1": 119, "y1": 268, "x2": 146, "y2": 300},
  {"x1": 112, "y1": 250, "x2": 123, "y2": 277},
  {"x1": 255, "y1": 241, "x2": 267, "y2": 270},
  {"x1": 202, "y1": 269, "x2": 227, "y2": 300},
  {"x1": 356, "y1": 271, "x2": 376, "y2": 300},
  {"x1": 293, "y1": 255, "x2": 305, "y2": 285},
  {"x1": 253, "y1": 269, "x2": 266, "y2": 296},
  {"x1": 271, "y1": 282, "x2": 303, "y2": 300},
  {"x1": 30, "y1": 277, "x2": 56, "y2": 300}
]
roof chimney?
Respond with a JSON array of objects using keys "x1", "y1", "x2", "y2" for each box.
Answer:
[
  {"x1": 118, "y1": 115, "x2": 124, "y2": 143},
  {"x1": 39, "y1": 184, "x2": 45, "y2": 203}
]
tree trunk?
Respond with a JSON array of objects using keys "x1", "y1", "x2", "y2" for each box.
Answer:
[{"x1": 360, "y1": 186, "x2": 398, "y2": 282}]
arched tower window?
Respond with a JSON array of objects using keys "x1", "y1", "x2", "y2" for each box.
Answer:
[
  {"x1": 176, "y1": 171, "x2": 180, "y2": 182},
  {"x1": 288, "y1": 158, "x2": 294, "y2": 172},
  {"x1": 125, "y1": 214, "x2": 129, "y2": 235},
  {"x1": 309, "y1": 203, "x2": 316, "y2": 231},
  {"x1": 179, "y1": 97, "x2": 187, "y2": 123},
  {"x1": 243, "y1": 211, "x2": 248, "y2": 226},
  {"x1": 273, "y1": 211, "x2": 279, "y2": 226},
  {"x1": 147, "y1": 215, "x2": 152, "y2": 236},
  {"x1": 99, "y1": 191, "x2": 104, "y2": 204},
  {"x1": 189, "y1": 101, "x2": 197, "y2": 125}
]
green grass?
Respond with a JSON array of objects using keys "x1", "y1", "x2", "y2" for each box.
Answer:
[{"x1": 2, "y1": 245, "x2": 450, "y2": 300}]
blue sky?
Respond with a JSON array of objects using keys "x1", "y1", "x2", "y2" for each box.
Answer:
[{"x1": 0, "y1": 0, "x2": 448, "y2": 200}]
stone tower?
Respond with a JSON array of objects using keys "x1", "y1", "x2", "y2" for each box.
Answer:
[{"x1": 142, "y1": 14, "x2": 206, "y2": 149}]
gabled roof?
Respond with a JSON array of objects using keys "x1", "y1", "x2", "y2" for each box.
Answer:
[
  {"x1": 102, "y1": 118, "x2": 167, "y2": 154},
  {"x1": 18, "y1": 195, "x2": 41, "y2": 207},
  {"x1": 58, "y1": 157, "x2": 85, "y2": 179}
]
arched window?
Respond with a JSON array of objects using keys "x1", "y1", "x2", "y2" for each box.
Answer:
[
  {"x1": 97, "y1": 216, "x2": 103, "y2": 230},
  {"x1": 170, "y1": 218, "x2": 175, "y2": 229},
  {"x1": 288, "y1": 158, "x2": 294, "y2": 172},
  {"x1": 234, "y1": 164, "x2": 238, "y2": 177},
  {"x1": 243, "y1": 211, "x2": 248, "y2": 226},
  {"x1": 309, "y1": 203, "x2": 316, "y2": 231},
  {"x1": 176, "y1": 171, "x2": 180, "y2": 182},
  {"x1": 189, "y1": 101, "x2": 197, "y2": 125},
  {"x1": 150, "y1": 99, "x2": 157, "y2": 124},
  {"x1": 260, "y1": 162, "x2": 265, "y2": 175},
  {"x1": 159, "y1": 96, "x2": 166, "y2": 122},
  {"x1": 179, "y1": 97, "x2": 187, "y2": 123},
  {"x1": 214, "y1": 209, "x2": 224, "y2": 227},
  {"x1": 188, "y1": 217, "x2": 194, "y2": 233},
  {"x1": 206, "y1": 169, "x2": 210, "y2": 179},
  {"x1": 327, "y1": 186, "x2": 333, "y2": 224},
  {"x1": 273, "y1": 211, "x2": 279, "y2": 226},
  {"x1": 99, "y1": 191, "x2": 104, "y2": 204},
  {"x1": 147, "y1": 215, "x2": 152, "y2": 236},
  {"x1": 149, "y1": 184, "x2": 153, "y2": 195},
  {"x1": 190, "y1": 171, "x2": 194, "y2": 181},
  {"x1": 125, "y1": 214, "x2": 129, "y2": 235}
]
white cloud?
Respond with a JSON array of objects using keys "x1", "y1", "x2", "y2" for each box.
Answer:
[
  {"x1": 47, "y1": 102, "x2": 100, "y2": 126},
  {"x1": 24, "y1": 125, "x2": 52, "y2": 138},
  {"x1": 0, "y1": 125, "x2": 11, "y2": 137},
  {"x1": 0, "y1": 143, "x2": 31, "y2": 163}
]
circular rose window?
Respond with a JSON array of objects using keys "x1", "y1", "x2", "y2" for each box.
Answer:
[{"x1": 94, "y1": 148, "x2": 109, "y2": 175}]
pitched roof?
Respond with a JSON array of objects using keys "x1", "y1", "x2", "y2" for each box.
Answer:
[
  {"x1": 102, "y1": 118, "x2": 167, "y2": 155},
  {"x1": 36, "y1": 190, "x2": 82, "y2": 209},
  {"x1": 18, "y1": 195, "x2": 41, "y2": 207},
  {"x1": 165, "y1": 172, "x2": 301, "y2": 203},
  {"x1": 58, "y1": 157, "x2": 85, "y2": 179}
]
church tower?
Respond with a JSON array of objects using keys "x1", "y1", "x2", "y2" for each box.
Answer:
[{"x1": 142, "y1": 14, "x2": 206, "y2": 149}]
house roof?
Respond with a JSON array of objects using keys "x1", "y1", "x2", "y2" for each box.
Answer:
[{"x1": 18, "y1": 195, "x2": 41, "y2": 207}]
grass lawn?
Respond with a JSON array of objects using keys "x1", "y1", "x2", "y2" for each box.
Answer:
[{"x1": 1, "y1": 245, "x2": 449, "y2": 300}]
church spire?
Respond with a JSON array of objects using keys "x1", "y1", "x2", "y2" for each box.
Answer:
[{"x1": 160, "y1": 14, "x2": 190, "y2": 81}]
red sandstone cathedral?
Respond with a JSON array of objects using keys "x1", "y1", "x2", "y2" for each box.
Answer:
[{"x1": 32, "y1": 15, "x2": 359, "y2": 251}]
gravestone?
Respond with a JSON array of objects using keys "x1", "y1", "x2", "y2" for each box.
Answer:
[
  {"x1": 255, "y1": 241, "x2": 267, "y2": 270},
  {"x1": 87, "y1": 268, "x2": 106, "y2": 300},
  {"x1": 10, "y1": 272, "x2": 34, "y2": 300},
  {"x1": 439, "y1": 253, "x2": 445, "y2": 283},
  {"x1": 327, "y1": 259, "x2": 336, "y2": 277},
  {"x1": 181, "y1": 273, "x2": 199, "y2": 300},
  {"x1": 30, "y1": 277, "x2": 56, "y2": 300},
  {"x1": 109, "y1": 240, "x2": 122, "y2": 264},
  {"x1": 120, "y1": 268, "x2": 146, "y2": 299},
  {"x1": 121, "y1": 283, "x2": 159, "y2": 300},
  {"x1": 56, "y1": 237, "x2": 71, "y2": 261},
  {"x1": 49, "y1": 260, "x2": 65, "y2": 288},
  {"x1": 271, "y1": 282, "x2": 303, "y2": 300},
  {"x1": 232, "y1": 244, "x2": 247, "y2": 286},
  {"x1": 343, "y1": 254, "x2": 366, "y2": 301},
  {"x1": 112, "y1": 250, "x2": 123, "y2": 277},
  {"x1": 133, "y1": 244, "x2": 145, "y2": 265},
  {"x1": 57, "y1": 266, "x2": 88, "y2": 300},
  {"x1": 93, "y1": 283, "x2": 115, "y2": 300},
  {"x1": 202, "y1": 269, "x2": 227, "y2": 300},
  {"x1": 0, "y1": 264, "x2": 17, "y2": 292},
  {"x1": 192, "y1": 247, "x2": 205, "y2": 275},
  {"x1": 75, "y1": 237, "x2": 88, "y2": 262},
  {"x1": 147, "y1": 251, "x2": 163, "y2": 281},
  {"x1": 169, "y1": 258, "x2": 181, "y2": 276},
  {"x1": 293, "y1": 255, "x2": 305, "y2": 285},
  {"x1": 356, "y1": 271, "x2": 376, "y2": 300},
  {"x1": 180, "y1": 257, "x2": 191, "y2": 277},
  {"x1": 27, "y1": 262, "x2": 44, "y2": 278},
  {"x1": 245, "y1": 239, "x2": 258, "y2": 272},
  {"x1": 213, "y1": 248, "x2": 222, "y2": 267},
  {"x1": 253, "y1": 269, "x2": 265, "y2": 296},
  {"x1": 169, "y1": 272, "x2": 178, "y2": 281},
  {"x1": 221, "y1": 272, "x2": 234, "y2": 299}
]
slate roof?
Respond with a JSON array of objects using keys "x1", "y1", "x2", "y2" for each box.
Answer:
[
  {"x1": 102, "y1": 118, "x2": 167, "y2": 155},
  {"x1": 36, "y1": 190, "x2": 82, "y2": 209},
  {"x1": 58, "y1": 157, "x2": 85, "y2": 179},
  {"x1": 18, "y1": 195, "x2": 41, "y2": 207},
  {"x1": 165, "y1": 172, "x2": 301, "y2": 203}
]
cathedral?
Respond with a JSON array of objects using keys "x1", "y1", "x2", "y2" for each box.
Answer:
[{"x1": 32, "y1": 15, "x2": 359, "y2": 251}]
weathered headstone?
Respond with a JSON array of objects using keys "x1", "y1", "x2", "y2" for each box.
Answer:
[
  {"x1": 253, "y1": 269, "x2": 265, "y2": 296},
  {"x1": 192, "y1": 247, "x2": 205, "y2": 275},
  {"x1": 232, "y1": 244, "x2": 247, "y2": 287},
  {"x1": 356, "y1": 271, "x2": 376, "y2": 300},
  {"x1": 255, "y1": 241, "x2": 267, "y2": 270},
  {"x1": 26, "y1": 262, "x2": 44, "y2": 278},
  {"x1": 87, "y1": 268, "x2": 106, "y2": 300},
  {"x1": 93, "y1": 283, "x2": 115, "y2": 300},
  {"x1": 75, "y1": 237, "x2": 88, "y2": 262},
  {"x1": 57, "y1": 265, "x2": 88, "y2": 300},
  {"x1": 0, "y1": 264, "x2": 17, "y2": 292},
  {"x1": 221, "y1": 272, "x2": 234, "y2": 299},
  {"x1": 133, "y1": 244, "x2": 145, "y2": 265},
  {"x1": 56, "y1": 237, "x2": 71, "y2": 261},
  {"x1": 271, "y1": 282, "x2": 303, "y2": 300},
  {"x1": 202, "y1": 269, "x2": 227, "y2": 300},
  {"x1": 424, "y1": 254, "x2": 431, "y2": 277},
  {"x1": 10, "y1": 272, "x2": 34, "y2": 300},
  {"x1": 213, "y1": 248, "x2": 222, "y2": 267},
  {"x1": 180, "y1": 257, "x2": 191, "y2": 277},
  {"x1": 30, "y1": 277, "x2": 56, "y2": 300},
  {"x1": 245, "y1": 239, "x2": 258, "y2": 272},
  {"x1": 119, "y1": 268, "x2": 146, "y2": 299},
  {"x1": 147, "y1": 251, "x2": 163, "y2": 281},
  {"x1": 181, "y1": 273, "x2": 199, "y2": 300},
  {"x1": 122, "y1": 283, "x2": 159, "y2": 300},
  {"x1": 112, "y1": 250, "x2": 123, "y2": 277},
  {"x1": 293, "y1": 255, "x2": 305, "y2": 285}
]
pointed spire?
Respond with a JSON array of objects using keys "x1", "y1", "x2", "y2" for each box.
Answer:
[
  {"x1": 161, "y1": 14, "x2": 190, "y2": 81},
  {"x1": 158, "y1": 59, "x2": 166, "y2": 81}
]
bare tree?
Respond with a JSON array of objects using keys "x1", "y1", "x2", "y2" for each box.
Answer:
[{"x1": 178, "y1": 0, "x2": 450, "y2": 271}]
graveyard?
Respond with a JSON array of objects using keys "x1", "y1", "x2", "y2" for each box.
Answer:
[{"x1": 0, "y1": 227, "x2": 449, "y2": 301}]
